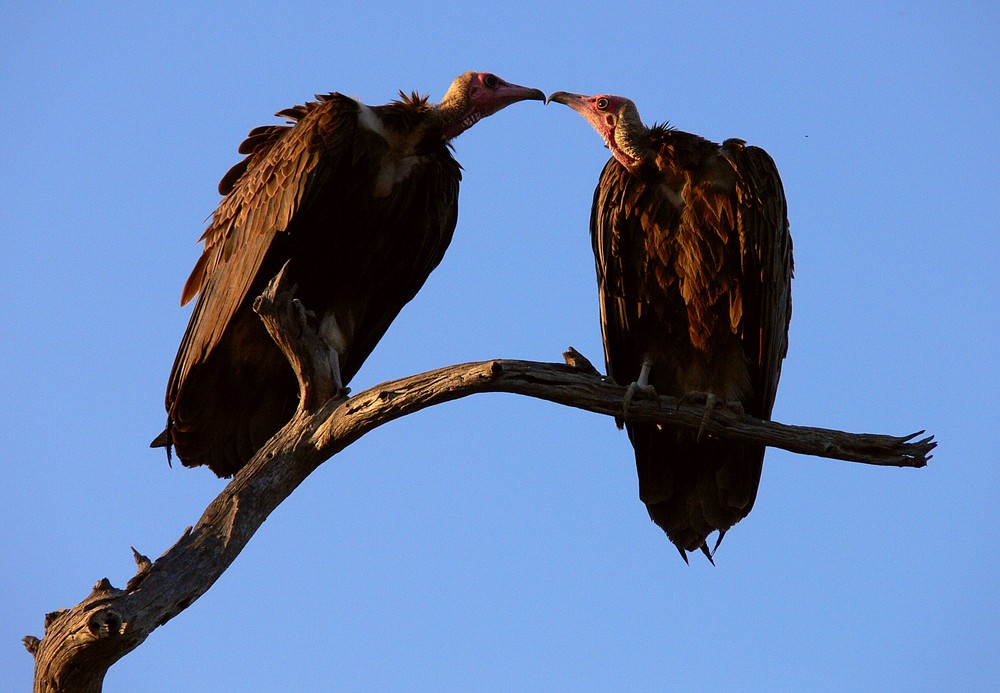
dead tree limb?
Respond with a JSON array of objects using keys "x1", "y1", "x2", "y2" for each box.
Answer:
[{"x1": 27, "y1": 273, "x2": 935, "y2": 691}]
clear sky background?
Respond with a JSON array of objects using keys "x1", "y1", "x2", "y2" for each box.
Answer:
[{"x1": 3, "y1": 2, "x2": 997, "y2": 691}]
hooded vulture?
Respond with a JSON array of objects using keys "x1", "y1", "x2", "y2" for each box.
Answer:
[
  {"x1": 550, "y1": 91, "x2": 793, "y2": 561},
  {"x1": 154, "y1": 72, "x2": 545, "y2": 477}
]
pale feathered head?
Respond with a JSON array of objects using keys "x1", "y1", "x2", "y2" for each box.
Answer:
[{"x1": 437, "y1": 72, "x2": 545, "y2": 139}]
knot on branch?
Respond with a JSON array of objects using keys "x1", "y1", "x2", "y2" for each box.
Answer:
[{"x1": 87, "y1": 608, "x2": 125, "y2": 639}]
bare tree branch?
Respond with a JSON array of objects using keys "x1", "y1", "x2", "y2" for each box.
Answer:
[{"x1": 27, "y1": 275, "x2": 934, "y2": 691}]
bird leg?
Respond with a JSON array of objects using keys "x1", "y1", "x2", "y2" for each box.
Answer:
[
  {"x1": 698, "y1": 393, "x2": 718, "y2": 442},
  {"x1": 622, "y1": 354, "x2": 657, "y2": 421},
  {"x1": 676, "y1": 391, "x2": 745, "y2": 441},
  {"x1": 317, "y1": 311, "x2": 351, "y2": 399},
  {"x1": 325, "y1": 341, "x2": 350, "y2": 399}
]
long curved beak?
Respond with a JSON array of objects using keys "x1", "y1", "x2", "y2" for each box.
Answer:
[{"x1": 497, "y1": 82, "x2": 546, "y2": 105}]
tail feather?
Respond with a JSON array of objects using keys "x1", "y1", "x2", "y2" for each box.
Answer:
[
  {"x1": 164, "y1": 335, "x2": 297, "y2": 478},
  {"x1": 629, "y1": 422, "x2": 764, "y2": 559}
]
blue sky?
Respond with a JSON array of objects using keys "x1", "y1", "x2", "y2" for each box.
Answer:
[{"x1": 3, "y1": 2, "x2": 997, "y2": 690}]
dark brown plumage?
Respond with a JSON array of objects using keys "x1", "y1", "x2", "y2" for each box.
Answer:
[
  {"x1": 155, "y1": 73, "x2": 544, "y2": 477},
  {"x1": 550, "y1": 91, "x2": 793, "y2": 561}
]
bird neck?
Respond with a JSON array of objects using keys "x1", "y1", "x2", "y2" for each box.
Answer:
[
  {"x1": 609, "y1": 110, "x2": 653, "y2": 171},
  {"x1": 435, "y1": 84, "x2": 476, "y2": 140}
]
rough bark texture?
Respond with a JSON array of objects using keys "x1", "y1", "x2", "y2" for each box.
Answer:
[{"x1": 27, "y1": 274, "x2": 935, "y2": 691}]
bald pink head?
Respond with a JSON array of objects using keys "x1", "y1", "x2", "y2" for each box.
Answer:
[{"x1": 548, "y1": 90, "x2": 650, "y2": 169}]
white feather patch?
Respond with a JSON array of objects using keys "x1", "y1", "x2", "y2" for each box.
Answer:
[
  {"x1": 355, "y1": 102, "x2": 387, "y2": 139},
  {"x1": 356, "y1": 101, "x2": 425, "y2": 197}
]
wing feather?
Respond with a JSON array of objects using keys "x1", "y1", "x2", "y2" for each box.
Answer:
[
  {"x1": 591, "y1": 157, "x2": 683, "y2": 388},
  {"x1": 588, "y1": 130, "x2": 792, "y2": 554},
  {"x1": 722, "y1": 140, "x2": 793, "y2": 418},
  {"x1": 591, "y1": 159, "x2": 633, "y2": 387},
  {"x1": 166, "y1": 94, "x2": 360, "y2": 410}
]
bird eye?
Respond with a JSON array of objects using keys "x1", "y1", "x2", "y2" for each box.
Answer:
[
  {"x1": 596, "y1": 97, "x2": 610, "y2": 110},
  {"x1": 483, "y1": 74, "x2": 499, "y2": 88}
]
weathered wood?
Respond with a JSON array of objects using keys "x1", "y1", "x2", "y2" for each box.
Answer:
[
  {"x1": 27, "y1": 279, "x2": 934, "y2": 691},
  {"x1": 252, "y1": 261, "x2": 348, "y2": 410}
]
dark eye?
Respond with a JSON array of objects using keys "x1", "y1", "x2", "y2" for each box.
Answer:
[
  {"x1": 483, "y1": 74, "x2": 499, "y2": 88},
  {"x1": 596, "y1": 97, "x2": 610, "y2": 110}
]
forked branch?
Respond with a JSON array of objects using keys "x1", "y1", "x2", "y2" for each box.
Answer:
[{"x1": 27, "y1": 274, "x2": 934, "y2": 692}]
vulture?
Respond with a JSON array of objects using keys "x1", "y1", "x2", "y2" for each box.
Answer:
[
  {"x1": 549, "y1": 91, "x2": 793, "y2": 561},
  {"x1": 154, "y1": 72, "x2": 545, "y2": 477}
]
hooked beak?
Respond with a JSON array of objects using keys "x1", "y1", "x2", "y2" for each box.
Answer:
[
  {"x1": 443, "y1": 77, "x2": 546, "y2": 139},
  {"x1": 496, "y1": 81, "x2": 546, "y2": 106},
  {"x1": 546, "y1": 90, "x2": 587, "y2": 110}
]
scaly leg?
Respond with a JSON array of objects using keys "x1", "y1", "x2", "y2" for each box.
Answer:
[
  {"x1": 676, "y1": 391, "x2": 745, "y2": 441},
  {"x1": 623, "y1": 354, "x2": 657, "y2": 421}
]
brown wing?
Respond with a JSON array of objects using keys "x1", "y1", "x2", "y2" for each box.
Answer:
[
  {"x1": 723, "y1": 138, "x2": 793, "y2": 420},
  {"x1": 590, "y1": 134, "x2": 792, "y2": 555},
  {"x1": 165, "y1": 95, "x2": 359, "y2": 412},
  {"x1": 593, "y1": 138, "x2": 792, "y2": 418},
  {"x1": 590, "y1": 155, "x2": 690, "y2": 392},
  {"x1": 591, "y1": 158, "x2": 656, "y2": 391}
]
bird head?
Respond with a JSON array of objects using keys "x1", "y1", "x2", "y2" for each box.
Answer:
[
  {"x1": 548, "y1": 91, "x2": 650, "y2": 170},
  {"x1": 438, "y1": 72, "x2": 545, "y2": 139}
]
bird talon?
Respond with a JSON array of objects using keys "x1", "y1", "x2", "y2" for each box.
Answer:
[
  {"x1": 623, "y1": 381, "x2": 657, "y2": 421},
  {"x1": 622, "y1": 355, "x2": 656, "y2": 421},
  {"x1": 622, "y1": 384, "x2": 636, "y2": 421},
  {"x1": 696, "y1": 393, "x2": 719, "y2": 441}
]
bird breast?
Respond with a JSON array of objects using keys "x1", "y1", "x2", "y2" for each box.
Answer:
[
  {"x1": 356, "y1": 103, "x2": 432, "y2": 198},
  {"x1": 372, "y1": 154, "x2": 424, "y2": 198}
]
